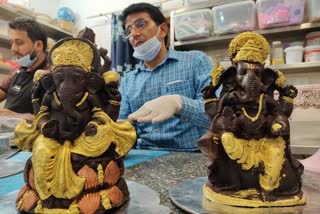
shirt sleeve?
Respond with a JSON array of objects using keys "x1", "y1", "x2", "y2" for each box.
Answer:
[
  {"x1": 119, "y1": 75, "x2": 131, "y2": 120},
  {"x1": 0, "y1": 68, "x2": 17, "y2": 93},
  {"x1": 178, "y1": 51, "x2": 213, "y2": 129}
]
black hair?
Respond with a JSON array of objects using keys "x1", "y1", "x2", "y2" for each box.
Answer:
[
  {"x1": 119, "y1": 2, "x2": 166, "y2": 30},
  {"x1": 9, "y1": 17, "x2": 48, "y2": 51}
]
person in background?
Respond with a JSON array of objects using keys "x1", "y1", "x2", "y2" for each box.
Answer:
[
  {"x1": 119, "y1": 3, "x2": 213, "y2": 151},
  {"x1": 0, "y1": 17, "x2": 48, "y2": 119}
]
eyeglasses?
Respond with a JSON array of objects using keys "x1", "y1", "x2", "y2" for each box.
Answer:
[{"x1": 123, "y1": 19, "x2": 148, "y2": 39}]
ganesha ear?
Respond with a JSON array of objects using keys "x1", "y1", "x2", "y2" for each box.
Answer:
[
  {"x1": 86, "y1": 72, "x2": 105, "y2": 94},
  {"x1": 40, "y1": 73, "x2": 55, "y2": 92},
  {"x1": 261, "y1": 68, "x2": 278, "y2": 92},
  {"x1": 221, "y1": 66, "x2": 237, "y2": 91}
]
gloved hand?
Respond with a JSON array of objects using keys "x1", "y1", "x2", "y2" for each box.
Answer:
[{"x1": 128, "y1": 95, "x2": 182, "y2": 123}]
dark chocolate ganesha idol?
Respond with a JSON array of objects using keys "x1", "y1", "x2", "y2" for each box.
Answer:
[
  {"x1": 14, "y1": 38, "x2": 136, "y2": 213},
  {"x1": 198, "y1": 32, "x2": 306, "y2": 207}
]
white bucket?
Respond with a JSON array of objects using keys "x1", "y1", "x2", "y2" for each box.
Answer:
[
  {"x1": 304, "y1": 45, "x2": 320, "y2": 62},
  {"x1": 284, "y1": 46, "x2": 304, "y2": 64}
]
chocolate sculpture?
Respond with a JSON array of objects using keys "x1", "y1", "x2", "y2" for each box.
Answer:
[
  {"x1": 14, "y1": 38, "x2": 136, "y2": 213},
  {"x1": 77, "y1": 27, "x2": 112, "y2": 73},
  {"x1": 198, "y1": 32, "x2": 305, "y2": 207}
]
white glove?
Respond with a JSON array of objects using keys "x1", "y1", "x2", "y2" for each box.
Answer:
[{"x1": 128, "y1": 95, "x2": 182, "y2": 123}]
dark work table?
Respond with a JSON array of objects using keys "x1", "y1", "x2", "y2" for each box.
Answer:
[
  {"x1": 1, "y1": 150, "x2": 319, "y2": 214},
  {"x1": 124, "y1": 152, "x2": 320, "y2": 214},
  {"x1": 124, "y1": 152, "x2": 207, "y2": 214}
]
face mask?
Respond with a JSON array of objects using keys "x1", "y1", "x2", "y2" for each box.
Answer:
[
  {"x1": 133, "y1": 28, "x2": 161, "y2": 61},
  {"x1": 16, "y1": 43, "x2": 38, "y2": 67}
]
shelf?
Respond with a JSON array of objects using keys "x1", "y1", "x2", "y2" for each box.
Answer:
[
  {"x1": 291, "y1": 145, "x2": 319, "y2": 155},
  {"x1": 174, "y1": 0, "x2": 248, "y2": 14},
  {"x1": 172, "y1": 22, "x2": 320, "y2": 50},
  {"x1": 0, "y1": 4, "x2": 73, "y2": 41},
  {"x1": 269, "y1": 62, "x2": 320, "y2": 74},
  {"x1": 0, "y1": 34, "x2": 10, "y2": 48},
  {"x1": 36, "y1": 19, "x2": 73, "y2": 40},
  {"x1": 0, "y1": 64, "x2": 12, "y2": 74}
]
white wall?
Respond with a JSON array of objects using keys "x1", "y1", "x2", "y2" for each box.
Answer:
[
  {"x1": 27, "y1": 0, "x2": 162, "y2": 54},
  {"x1": 58, "y1": 0, "x2": 160, "y2": 53},
  {"x1": 29, "y1": 0, "x2": 61, "y2": 18}
]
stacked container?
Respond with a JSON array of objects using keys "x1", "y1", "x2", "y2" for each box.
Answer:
[
  {"x1": 306, "y1": 31, "x2": 320, "y2": 46},
  {"x1": 284, "y1": 46, "x2": 304, "y2": 64},
  {"x1": 304, "y1": 31, "x2": 320, "y2": 62},
  {"x1": 256, "y1": 0, "x2": 305, "y2": 29},
  {"x1": 272, "y1": 41, "x2": 285, "y2": 65},
  {"x1": 307, "y1": 0, "x2": 320, "y2": 22},
  {"x1": 304, "y1": 45, "x2": 320, "y2": 62},
  {"x1": 212, "y1": 1, "x2": 256, "y2": 35},
  {"x1": 174, "y1": 9, "x2": 213, "y2": 41}
]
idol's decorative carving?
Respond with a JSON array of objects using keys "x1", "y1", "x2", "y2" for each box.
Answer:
[
  {"x1": 198, "y1": 32, "x2": 305, "y2": 207},
  {"x1": 14, "y1": 38, "x2": 136, "y2": 213}
]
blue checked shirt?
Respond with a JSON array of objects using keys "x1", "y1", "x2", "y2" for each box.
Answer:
[{"x1": 119, "y1": 48, "x2": 213, "y2": 151}]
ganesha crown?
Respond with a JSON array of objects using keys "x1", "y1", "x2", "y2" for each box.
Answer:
[
  {"x1": 50, "y1": 40, "x2": 93, "y2": 72},
  {"x1": 229, "y1": 32, "x2": 270, "y2": 65}
]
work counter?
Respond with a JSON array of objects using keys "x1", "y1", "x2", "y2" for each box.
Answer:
[
  {"x1": 1, "y1": 150, "x2": 320, "y2": 213},
  {"x1": 124, "y1": 151, "x2": 206, "y2": 213},
  {"x1": 0, "y1": 149, "x2": 205, "y2": 213},
  {"x1": 124, "y1": 152, "x2": 320, "y2": 214}
]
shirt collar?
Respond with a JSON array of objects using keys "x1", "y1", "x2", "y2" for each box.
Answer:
[{"x1": 134, "y1": 48, "x2": 179, "y2": 74}]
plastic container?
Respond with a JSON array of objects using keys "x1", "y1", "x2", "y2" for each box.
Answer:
[
  {"x1": 57, "y1": 19, "x2": 74, "y2": 32},
  {"x1": 186, "y1": 0, "x2": 214, "y2": 5},
  {"x1": 161, "y1": 0, "x2": 184, "y2": 11},
  {"x1": 256, "y1": 0, "x2": 305, "y2": 29},
  {"x1": 174, "y1": 9, "x2": 213, "y2": 41},
  {"x1": 307, "y1": 0, "x2": 320, "y2": 22},
  {"x1": 212, "y1": 1, "x2": 256, "y2": 35},
  {"x1": 306, "y1": 31, "x2": 320, "y2": 46},
  {"x1": 284, "y1": 46, "x2": 304, "y2": 64},
  {"x1": 304, "y1": 45, "x2": 320, "y2": 62},
  {"x1": 272, "y1": 41, "x2": 285, "y2": 65}
]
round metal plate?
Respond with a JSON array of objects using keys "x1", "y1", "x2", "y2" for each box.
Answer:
[
  {"x1": 0, "y1": 181, "x2": 170, "y2": 214},
  {"x1": 169, "y1": 176, "x2": 320, "y2": 214}
]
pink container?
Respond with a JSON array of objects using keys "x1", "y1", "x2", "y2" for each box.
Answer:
[{"x1": 257, "y1": 0, "x2": 305, "y2": 29}]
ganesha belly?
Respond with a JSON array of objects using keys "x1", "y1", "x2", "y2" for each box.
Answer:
[
  {"x1": 197, "y1": 32, "x2": 306, "y2": 207},
  {"x1": 13, "y1": 38, "x2": 136, "y2": 213}
]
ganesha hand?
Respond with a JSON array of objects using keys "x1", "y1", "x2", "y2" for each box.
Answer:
[
  {"x1": 84, "y1": 123, "x2": 97, "y2": 136},
  {"x1": 219, "y1": 107, "x2": 235, "y2": 131},
  {"x1": 41, "y1": 120, "x2": 59, "y2": 138},
  {"x1": 284, "y1": 85, "x2": 298, "y2": 98},
  {"x1": 105, "y1": 83, "x2": 121, "y2": 102},
  {"x1": 271, "y1": 122, "x2": 289, "y2": 136},
  {"x1": 201, "y1": 83, "x2": 217, "y2": 100}
]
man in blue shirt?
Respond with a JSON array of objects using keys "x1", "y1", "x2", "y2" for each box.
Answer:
[{"x1": 119, "y1": 3, "x2": 213, "y2": 151}]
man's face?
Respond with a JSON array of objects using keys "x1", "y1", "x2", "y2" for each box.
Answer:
[
  {"x1": 9, "y1": 29, "x2": 39, "y2": 59},
  {"x1": 124, "y1": 12, "x2": 161, "y2": 48}
]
